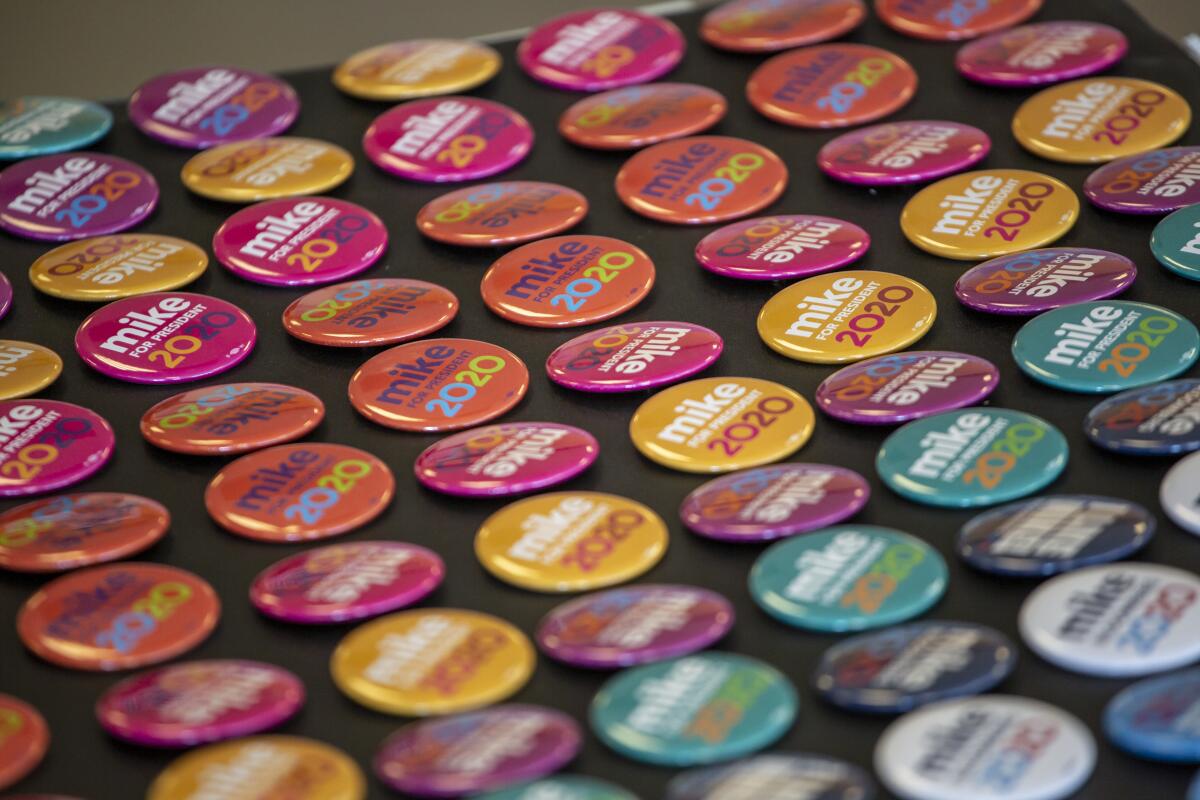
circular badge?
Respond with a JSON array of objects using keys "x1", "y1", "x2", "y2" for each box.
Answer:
[
  {"x1": 0, "y1": 97, "x2": 111, "y2": 160},
  {"x1": 476, "y1": 492, "x2": 668, "y2": 593},
  {"x1": 695, "y1": 214, "x2": 869, "y2": 280},
  {"x1": 630, "y1": 377, "x2": 815, "y2": 473},
  {"x1": 680, "y1": 463, "x2": 869, "y2": 542},
  {"x1": 875, "y1": 696, "x2": 1095, "y2": 800},
  {"x1": 331, "y1": 608, "x2": 534, "y2": 715},
  {"x1": 0, "y1": 153, "x2": 157, "y2": 242},
  {"x1": 18, "y1": 562, "x2": 219, "y2": 671},
  {"x1": 75, "y1": 292, "x2": 256, "y2": 385},
  {"x1": 363, "y1": 97, "x2": 532, "y2": 183},
  {"x1": 1084, "y1": 147, "x2": 1200, "y2": 215},
  {"x1": 1153, "y1": 203, "x2": 1200, "y2": 281},
  {"x1": 901, "y1": 169, "x2": 1079, "y2": 259},
  {"x1": 876, "y1": 0, "x2": 1042, "y2": 41},
  {"x1": 700, "y1": 0, "x2": 866, "y2": 52},
  {"x1": 250, "y1": 541, "x2": 444, "y2": 624},
  {"x1": 537, "y1": 584, "x2": 732, "y2": 668},
  {"x1": 128, "y1": 68, "x2": 298, "y2": 149},
  {"x1": 758, "y1": 271, "x2": 936, "y2": 364},
  {"x1": 517, "y1": 9, "x2": 685, "y2": 91},
  {"x1": 1012, "y1": 301, "x2": 1199, "y2": 394},
  {"x1": 956, "y1": 22, "x2": 1129, "y2": 87},
  {"x1": 95, "y1": 659, "x2": 304, "y2": 747},
  {"x1": 417, "y1": 182, "x2": 588, "y2": 247},
  {"x1": 0, "y1": 273, "x2": 11, "y2": 321},
  {"x1": 29, "y1": 234, "x2": 208, "y2": 301},
  {"x1": 147, "y1": 736, "x2": 364, "y2": 800},
  {"x1": 206, "y1": 443, "x2": 393, "y2": 542},
  {"x1": 546, "y1": 321, "x2": 723, "y2": 393},
  {"x1": 747, "y1": 44, "x2": 917, "y2": 128},
  {"x1": 1164, "y1": 451, "x2": 1200, "y2": 536},
  {"x1": 958, "y1": 495, "x2": 1155, "y2": 577},
  {"x1": 482, "y1": 235, "x2": 655, "y2": 327},
  {"x1": 213, "y1": 197, "x2": 386, "y2": 286},
  {"x1": 334, "y1": 39, "x2": 502, "y2": 101},
  {"x1": 180, "y1": 137, "x2": 354, "y2": 203},
  {"x1": 375, "y1": 706, "x2": 581, "y2": 796},
  {"x1": 615, "y1": 136, "x2": 787, "y2": 225},
  {"x1": 818, "y1": 121, "x2": 991, "y2": 186},
  {"x1": 590, "y1": 652, "x2": 797, "y2": 766},
  {"x1": 350, "y1": 339, "x2": 527, "y2": 432},
  {"x1": 955, "y1": 247, "x2": 1136, "y2": 315},
  {"x1": 0, "y1": 341, "x2": 60, "y2": 400},
  {"x1": 559, "y1": 84, "x2": 727, "y2": 150},
  {"x1": 750, "y1": 525, "x2": 947, "y2": 632},
  {"x1": 0, "y1": 400, "x2": 114, "y2": 498},
  {"x1": 1085, "y1": 380, "x2": 1200, "y2": 456},
  {"x1": 667, "y1": 754, "x2": 875, "y2": 800},
  {"x1": 814, "y1": 621, "x2": 1017, "y2": 713},
  {"x1": 479, "y1": 776, "x2": 637, "y2": 800},
  {"x1": 1105, "y1": 669, "x2": 1200, "y2": 763},
  {"x1": 0, "y1": 695, "x2": 48, "y2": 790},
  {"x1": 283, "y1": 278, "x2": 458, "y2": 347},
  {"x1": 0, "y1": 493, "x2": 169, "y2": 573},
  {"x1": 1021, "y1": 563, "x2": 1200, "y2": 677},
  {"x1": 140, "y1": 382, "x2": 324, "y2": 455}
]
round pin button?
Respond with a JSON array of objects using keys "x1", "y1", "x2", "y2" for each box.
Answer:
[
  {"x1": 901, "y1": 169, "x2": 1079, "y2": 259},
  {"x1": 1084, "y1": 147, "x2": 1200, "y2": 215},
  {"x1": 350, "y1": 339, "x2": 528, "y2": 432},
  {"x1": 1162, "y1": 451, "x2": 1200, "y2": 536},
  {"x1": 30, "y1": 234, "x2": 208, "y2": 301},
  {"x1": 283, "y1": 278, "x2": 459, "y2": 347},
  {"x1": 695, "y1": 214, "x2": 870, "y2": 280},
  {"x1": 700, "y1": 0, "x2": 867, "y2": 52},
  {"x1": 0, "y1": 273, "x2": 11, "y2": 321},
  {"x1": 615, "y1": 136, "x2": 787, "y2": 225},
  {"x1": 479, "y1": 776, "x2": 637, "y2": 800},
  {"x1": 818, "y1": 121, "x2": 991, "y2": 186},
  {"x1": 546, "y1": 321, "x2": 723, "y2": 393},
  {"x1": 181, "y1": 137, "x2": 354, "y2": 202},
  {"x1": 476, "y1": 492, "x2": 668, "y2": 593},
  {"x1": 559, "y1": 84, "x2": 727, "y2": 150},
  {"x1": 0, "y1": 695, "x2": 48, "y2": 790},
  {"x1": 1085, "y1": 380, "x2": 1200, "y2": 456},
  {"x1": 334, "y1": 39, "x2": 502, "y2": 101},
  {"x1": 667, "y1": 754, "x2": 875, "y2": 800},
  {"x1": 206, "y1": 443, "x2": 392, "y2": 542},
  {"x1": 376, "y1": 705, "x2": 581, "y2": 797},
  {"x1": 1012, "y1": 301, "x2": 1199, "y2": 394},
  {"x1": 747, "y1": 44, "x2": 917, "y2": 128},
  {"x1": 0, "y1": 493, "x2": 169, "y2": 573},
  {"x1": 18, "y1": 562, "x2": 219, "y2": 671},
  {"x1": 1105, "y1": 669, "x2": 1200, "y2": 762},
  {"x1": 417, "y1": 182, "x2": 588, "y2": 247},
  {"x1": 331, "y1": 608, "x2": 534, "y2": 715},
  {"x1": 1152, "y1": 203, "x2": 1200, "y2": 281},
  {"x1": 758, "y1": 271, "x2": 936, "y2": 364},
  {"x1": 517, "y1": 9, "x2": 685, "y2": 91},
  {"x1": 482, "y1": 235, "x2": 655, "y2": 327},
  {"x1": 0, "y1": 341, "x2": 60, "y2": 400},
  {"x1": 0, "y1": 153, "x2": 158, "y2": 242},
  {"x1": 630, "y1": 377, "x2": 814, "y2": 473},
  {"x1": 95, "y1": 659, "x2": 304, "y2": 747},
  {"x1": 956, "y1": 247, "x2": 1136, "y2": 315},
  {"x1": 250, "y1": 541, "x2": 444, "y2": 624},
  {"x1": 0, "y1": 97, "x2": 111, "y2": 160},
  {"x1": 751, "y1": 525, "x2": 947, "y2": 632},
  {"x1": 0, "y1": 400, "x2": 114, "y2": 498},
  {"x1": 75, "y1": 292, "x2": 256, "y2": 385},
  {"x1": 876, "y1": 0, "x2": 1042, "y2": 41},
  {"x1": 590, "y1": 652, "x2": 797, "y2": 766},
  {"x1": 956, "y1": 22, "x2": 1129, "y2": 87},
  {"x1": 140, "y1": 382, "x2": 324, "y2": 455},
  {"x1": 364, "y1": 97, "x2": 532, "y2": 183}
]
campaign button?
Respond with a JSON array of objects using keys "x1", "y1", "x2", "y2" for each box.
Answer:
[
  {"x1": 0, "y1": 695, "x2": 48, "y2": 790},
  {"x1": 956, "y1": 22, "x2": 1128, "y2": 87},
  {"x1": 0, "y1": 341, "x2": 60, "y2": 400},
  {"x1": 0, "y1": 272, "x2": 11, "y2": 320},
  {"x1": 1162, "y1": 451, "x2": 1200, "y2": 536},
  {"x1": 0, "y1": 97, "x2": 111, "y2": 160},
  {"x1": 0, "y1": 400, "x2": 115, "y2": 498},
  {"x1": 181, "y1": 137, "x2": 354, "y2": 203},
  {"x1": 559, "y1": 83, "x2": 726, "y2": 150},
  {"x1": 546, "y1": 321, "x2": 723, "y2": 393},
  {"x1": 333, "y1": 39, "x2": 502, "y2": 101},
  {"x1": 955, "y1": 247, "x2": 1135, "y2": 315},
  {"x1": 818, "y1": 120, "x2": 990, "y2": 186},
  {"x1": 667, "y1": 754, "x2": 875, "y2": 800},
  {"x1": 876, "y1": 0, "x2": 1042, "y2": 41},
  {"x1": 1085, "y1": 380, "x2": 1200, "y2": 455},
  {"x1": 700, "y1": 0, "x2": 867, "y2": 52},
  {"x1": 417, "y1": 181, "x2": 587, "y2": 246},
  {"x1": 1083, "y1": 147, "x2": 1200, "y2": 215},
  {"x1": 695, "y1": 214, "x2": 869, "y2": 280},
  {"x1": 30, "y1": 234, "x2": 208, "y2": 301},
  {"x1": 1151, "y1": 203, "x2": 1200, "y2": 281},
  {"x1": 282, "y1": 278, "x2": 458, "y2": 347},
  {"x1": 1104, "y1": 669, "x2": 1200, "y2": 762},
  {"x1": 478, "y1": 776, "x2": 637, "y2": 800}
]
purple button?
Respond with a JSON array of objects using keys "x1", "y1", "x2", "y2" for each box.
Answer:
[
  {"x1": 0, "y1": 400, "x2": 114, "y2": 497},
  {"x1": 695, "y1": 215, "x2": 870, "y2": 281},
  {"x1": 818, "y1": 121, "x2": 991, "y2": 186},
  {"x1": 537, "y1": 584, "x2": 734, "y2": 669},
  {"x1": 546, "y1": 321, "x2": 723, "y2": 393},
  {"x1": 0, "y1": 272, "x2": 12, "y2": 321},
  {"x1": 127, "y1": 67, "x2": 299, "y2": 149},
  {"x1": 817, "y1": 351, "x2": 1000, "y2": 425},
  {"x1": 956, "y1": 22, "x2": 1128, "y2": 87},
  {"x1": 680, "y1": 463, "x2": 869, "y2": 542},
  {"x1": 0, "y1": 153, "x2": 158, "y2": 242},
  {"x1": 1084, "y1": 147, "x2": 1200, "y2": 215},
  {"x1": 955, "y1": 248, "x2": 1136, "y2": 315}
]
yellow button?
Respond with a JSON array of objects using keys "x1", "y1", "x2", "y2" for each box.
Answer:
[
  {"x1": 334, "y1": 39, "x2": 502, "y2": 101},
  {"x1": 901, "y1": 169, "x2": 1079, "y2": 260},
  {"x1": 630, "y1": 377, "x2": 814, "y2": 473},
  {"x1": 757, "y1": 270, "x2": 935, "y2": 364},
  {"x1": 29, "y1": 234, "x2": 207, "y2": 301},
  {"x1": 476, "y1": 492, "x2": 668, "y2": 592},
  {"x1": 1013, "y1": 78, "x2": 1190, "y2": 164},
  {"x1": 181, "y1": 137, "x2": 354, "y2": 203},
  {"x1": 330, "y1": 608, "x2": 534, "y2": 716},
  {"x1": 0, "y1": 341, "x2": 61, "y2": 400}
]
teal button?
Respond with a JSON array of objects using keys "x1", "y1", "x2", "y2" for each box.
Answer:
[
  {"x1": 876, "y1": 408, "x2": 1068, "y2": 508},
  {"x1": 749, "y1": 525, "x2": 947, "y2": 632},
  {"x1": 1012, "y1": 301, "x2": 1199, "y2": 394},
  {"x1": 1152, "y1": 204, "x2": 1200, "y2": 282},
  {"x1": 590, "y1": 652, "x2": 797, "y2": 767},
  {"x1": 0, "y1": 97, "x2": 112, "y2": 160},
  {"x1": 477, "y1": 776, "x2": 637, "y2": 800}
]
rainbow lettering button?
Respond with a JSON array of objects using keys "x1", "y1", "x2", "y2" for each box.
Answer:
[
  {"x1": 1152, "y1": 204, "x2": 1200, "y2": 281},
  {"x1": 1105, "y1": 669, "x2": 1200, "y2": 762},
  {"x1": 876, "y1": 0, "x2": 1042, "y2": 41},
  {"x1": 955, "y1": 248, "x2": 1136, "y2": 315},
  {"x1": 818, "y1": 121, "x2": 990, "y2": 186},
  {"x1": 181, "y1": 137, "x2": 354, "y2": 203},
  {"x1": 559, "y1": 83, "x2": 727, "y2": 150},
  {"x1": 0, "y1": 400, "x2": 114, "y2": 498},
  {"x1": 334, "y1": 39, "x2": 502, "y2": 101},
  {"x1": 1083, "y1": 147, "x2": 1200, "y2": 215},
  {"x1": 695, "y1": 215, "x2": 869, "y2": 280},
  {"x1": 0, "y1": 97, "x2": 112, "y2": 160},
  {"x1": 283, "y1": 279, "x2": 459, "y2": 347},
  {"x1": 546, "y1": 321, "x2": 723, "y2": 393},
  {"x1": 0, "y1": 694, "x2": 48, "y2": 790},
  {"x1": 700, "y1": 0, "x2": 867, "y2": 52},
  {"x1": 30, "y1": 234, "x2": 208, "y2": 302},
  {"x1": 417, "y1": 182, "x2": 588, "y2": 247},
  {"x1": 1084, "y1": 380, "x2": 1200, "y2": 456},
  {"x1": 956, "y1": 22, "x2": 1129, "y2": 87}
]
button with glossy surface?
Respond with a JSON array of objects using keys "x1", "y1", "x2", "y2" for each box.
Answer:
[
  {"x1": 667, "y1": 754, "x2": 875, "y2": 800},
  {"x1": 29, "y1": 234, "x2": 208, "y2": 301},
  {"x1": 282, "y1": 278, "x2": 458, "y2": 347},
  {"x1": 1104, "y1": 669, "x2": 1200, "y2": 762},
  {"x1": 819, "y1": 120, "x2": 990, "y2": 186},
  {"x1": 956, "y1": 247, "x2": 1135, "y2": 315},
  {"x1": 417, "y1": 181, "x2": 587, "y2": 246},
  {"x1": 1085, "y1": 380, "x2": 1200, "y2": 455},
  {"x1": 1083, "y1": 146, "x2": 1200, "y2": 215},
  {"x1": 480, "y1": 776, "x2": 637, "y2": 800},
  {"x1": 876, "y1": 0, "x2": 1042, "y2": 41},
  {"x1": 0, "y1": 341, "x2": 60, "y2": 400},
  {"x1": 334, "y1": 39, "x2": 502, "y2": 100},
  {"x1": 1151, "y1": 203, "x2": 1200, "y2": 281},
  {"x1": 559, "y1": 84, "x2": 726, "y2": 150},
  {"x1": 0, "y1": 97, "x2": 111, "y2": 159},
  {"x1": 0, "y1": 400, "x2": 115, "y2": 498},
  {"x1": 181, "y1": 137, "x2": 353, "y2": 202},
  {"x1": 700, "y1": 0, "x2": 867, "y2": 52},
  {"x1": 957, "y1": 22, "x2": 1129, "y2": 87},
  {"x1": 0, "y1": 695, "x2": 48, "y2": 790},
  {"x1": 695, "y1": 214, "x2": 869, "y2": 280},
  {"x1": 1162, "y1": 451, "x2": 1200, "y2": 536},
  {"x1": 546, "y1": 321, "x2": 723, "y2": 393}
]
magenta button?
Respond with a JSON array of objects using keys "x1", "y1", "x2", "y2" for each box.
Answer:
[
  {"x1": 818, "y1": 121, "x2": 991, "y2": 186},
  {"x1": 695, "y1": 215, "x2": 869, "y2": 281},
  {"x1": 0, "y1": 400, "x2": 114, "y2": 498},
  {"x1": 546, "y1": 321, "x2": 723, "y2": 393},
  {"x1": 955, "y1": 248, "x2": 1136, "y2": 315},
  {"x1": 1084, "y1": 147, "x2": 1200, "y2": 215},
  {"x1": 956, "y1": 22, "x2": 1128, "y2": 87}
]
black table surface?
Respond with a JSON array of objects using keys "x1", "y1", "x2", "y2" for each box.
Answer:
[{"x1": 3, "y1": 1, "x2": 1200, "y2": 798}]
